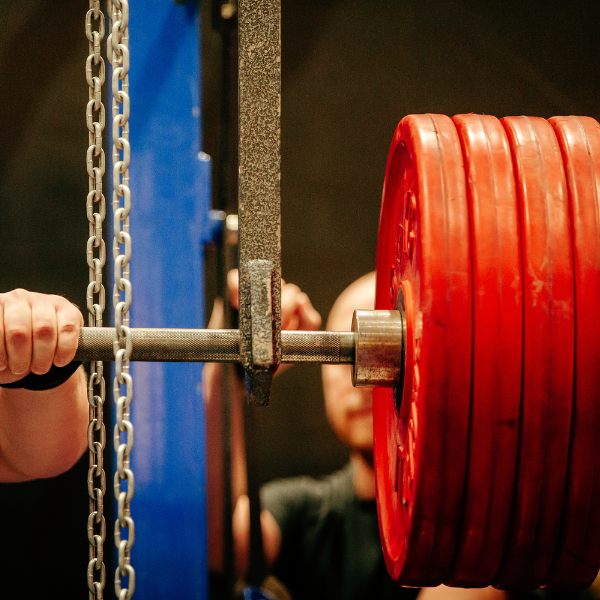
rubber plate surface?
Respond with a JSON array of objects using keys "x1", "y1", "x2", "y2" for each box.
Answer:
[
  {"x1": 546, "y1": 116, "x2": 600, "y2": 590},
  {"x1": 374, "y1": 114, "x2": 472, "y2": 586},
  {"x1": 449, "y1": 114, "x2": 522, "y2": 587},
  {"x1": 495, "y1": 116, "x2": 574, "y2": 590}
]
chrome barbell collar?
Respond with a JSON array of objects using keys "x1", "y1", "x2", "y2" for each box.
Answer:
[{"x1": 351, "y1": 309, "x2": 404, "y2": 388}]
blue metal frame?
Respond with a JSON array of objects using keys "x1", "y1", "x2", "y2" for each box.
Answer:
[{"x1": 120, "y1": 2, "x2": 210, "y2": 597}]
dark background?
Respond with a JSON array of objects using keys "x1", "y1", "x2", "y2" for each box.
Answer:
[
  {"x1": 0, "y1": 0, "x2": 599, "y2": 596},
  {"x1": 203, "y1": 0, "x2": 600, "y2": 483}
]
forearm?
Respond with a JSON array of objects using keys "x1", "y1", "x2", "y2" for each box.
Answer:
[{"x1": 0, "y1": 366, "x2": 89, "y2": 481}]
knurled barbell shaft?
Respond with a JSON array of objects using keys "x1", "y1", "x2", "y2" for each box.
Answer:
[{"x1": 75, "y1": 327, "x2": 356, "y2": 364}]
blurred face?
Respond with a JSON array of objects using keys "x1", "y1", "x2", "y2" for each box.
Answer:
[
  {"x1": 322, "y1": 364, "x2": 373, "y2": 452},
  {"x1": 322, "y1": 273, "x2": 375, "y2": 453}
]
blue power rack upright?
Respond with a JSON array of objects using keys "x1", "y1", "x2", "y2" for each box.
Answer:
[{"x1": 119, "y1": 2, "x2": 211, "y2": 597}]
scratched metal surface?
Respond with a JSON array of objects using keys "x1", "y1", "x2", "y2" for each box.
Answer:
[{"x1": 237, "y1": 0, "x2": 282, "y2": 404}]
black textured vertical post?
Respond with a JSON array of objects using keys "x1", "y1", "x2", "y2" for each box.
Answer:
[{"x1": 237, "y1": 0, "x2": 281, "y2": 407}]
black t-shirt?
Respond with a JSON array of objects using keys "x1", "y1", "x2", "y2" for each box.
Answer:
[{"x1": 261, "y1": 463, "x2": 421, "y2": 600}]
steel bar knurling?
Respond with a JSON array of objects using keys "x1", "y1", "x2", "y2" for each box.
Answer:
[{"x1": 76, "y1": 328, "x2": 355, "y2": 364}]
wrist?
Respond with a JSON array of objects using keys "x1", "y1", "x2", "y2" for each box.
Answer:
[{"x1": 0, "y1": 361, "x2": 82, "y2": 391}]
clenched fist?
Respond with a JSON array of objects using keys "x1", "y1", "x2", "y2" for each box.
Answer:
[{"x1": 0, "y1": 289, "x2": 83, "y2": 386}]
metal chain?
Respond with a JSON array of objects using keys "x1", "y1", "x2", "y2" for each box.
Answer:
[
  {"x1": 108, "y1": 1, "x2": 135, "y2": 598},
  {"x1": 86, "y1": 2, "x2": 107, "y2": 598}
]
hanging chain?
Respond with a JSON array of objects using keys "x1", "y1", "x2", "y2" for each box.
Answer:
[
  {"x1": 108, "y1": 1, "x2": 135, "y2": 598},
  {"x1": 86, "y1": 2, "x2": 107, "y2": 599}
]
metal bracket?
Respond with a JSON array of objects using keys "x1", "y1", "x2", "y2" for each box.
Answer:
[{"x1": 241, "y1": 260, "x2": 280, "y2": 405}]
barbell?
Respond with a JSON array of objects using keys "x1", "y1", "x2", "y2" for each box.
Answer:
[{"x1": 74, "y1": 110, "x2": 600, "y2": 591}]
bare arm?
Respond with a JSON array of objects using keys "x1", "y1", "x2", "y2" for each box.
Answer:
[{"x1": 0, "y1": 289, "x2": 88, "y2": 482}]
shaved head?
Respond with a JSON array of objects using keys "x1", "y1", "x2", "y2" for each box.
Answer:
[
  {"x1": 322, "y1": 272, "x2": 376, "y2": 453},
  {"x1": 326, "y1": 272, "x2": 376, "y2": 332}
]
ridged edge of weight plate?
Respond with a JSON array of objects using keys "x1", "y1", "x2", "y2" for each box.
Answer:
[
  {"x1": 545, "y1": 116, "x2": 600, "y2": 591},
  {"x1": 495, "y1": 116, "x2": 574, "y2": 590},
  {"x1": 448, "y1": 114, "x2": 522, "y2": 587},
  {"x1": 374, "y1": 113, "x2": 472, "y2": 586}
]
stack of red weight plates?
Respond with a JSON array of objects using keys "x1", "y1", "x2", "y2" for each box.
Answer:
[{"x1": 373, "y1": 113, "x2": 600, "y2": 591}]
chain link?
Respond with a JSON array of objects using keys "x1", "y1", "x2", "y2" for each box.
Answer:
[
  {"x1": 108, "y1": 1, "x2": 135, "y2": 598},
  {"x1": 86, "y1": 2, "x2": 107, "y2": 598}
]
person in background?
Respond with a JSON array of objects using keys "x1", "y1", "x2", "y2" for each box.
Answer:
[{"x1": 208, "y1": 272, "x2": 508, "y2": 600}]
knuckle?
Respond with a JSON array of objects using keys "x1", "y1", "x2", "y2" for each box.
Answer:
[
  {"x1": 52, "y1": 294, "x2": 74, "y2": 310},
  {"x1": 33, "y1": 321, "x2": 55, "y2": 341},
  {"x1": 227, "y1": 269, "x2": 239, "y2": 288},
  {"x1": 11, "y1": 288, "x2": 28, "y2": 299},
  {"x1": 63, "y1": 305, "x2": 84, "y2": 325},
  {"x1": 297, "y1": 292, "x2": 310, "y2": 305},
  {"x1": 6, "y1": 325, "x2": 29, "y2": 345},
  {"x1": 59, "y1": 321, "x2": 79, "y2": 336},
  {"x1": 6, "y1": 288, "x2": 30, "y2": 305},
  {"x1": 72, "y1": 308, "x2": 85, "y2": 325},
  {"x1": 50, "y1": 293, "x2": 77, "y2": 308},
  {"x1": 283, "y1": 283, "x2": 301, "y2": 295}
]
